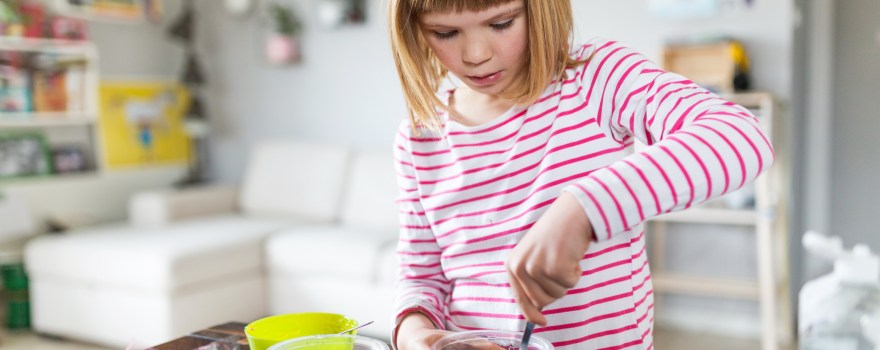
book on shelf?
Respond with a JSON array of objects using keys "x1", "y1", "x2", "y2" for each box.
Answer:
[
  {"x1": 33, "y1": 68, "x2": 67, "y2": 112},
  {"x1": 0, "y1": 63, "x2": 32, "y2": 113},
  {"x1": 0, "y1": 50, "x2": 88, "y2": 117}
]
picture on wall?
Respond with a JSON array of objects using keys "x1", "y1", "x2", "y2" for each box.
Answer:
[
  {"x1": 0, "y1": 133, "x2": 51, "y2": 178},
  {"x1": 98, "y1": 81, "x2": 191, "y2": 169}
]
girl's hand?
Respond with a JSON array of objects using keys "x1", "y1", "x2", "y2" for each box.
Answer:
[
  {"x1": 506, "y1": 191, "x2": 594, "y2": 326},
  {"x1": 396, "y1": 312, "x2": 453, "y2": 350}
]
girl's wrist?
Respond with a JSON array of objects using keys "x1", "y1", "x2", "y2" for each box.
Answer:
[{"x1": 396, "y1": 312, "x2": 438, "y2": 349}]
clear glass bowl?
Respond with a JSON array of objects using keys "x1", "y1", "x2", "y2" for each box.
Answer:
[
  {"x1": 267, "y1": 334, "x2": 390, "y2": 350},
  {"x1": 432, "y1": 330, "x2": 554, "y2": 350}
]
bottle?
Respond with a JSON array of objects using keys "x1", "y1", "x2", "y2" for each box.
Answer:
[{"x1": 799, "y1": 231, "x2": 880, "y2": 350}]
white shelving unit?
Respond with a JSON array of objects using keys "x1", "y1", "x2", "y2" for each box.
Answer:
[
  {"x1": 0, "y1": 37, "x2": 102, "y2": 182},
  {"x1": 647, "y1": 92, "x2": 793, "y2": 350}
]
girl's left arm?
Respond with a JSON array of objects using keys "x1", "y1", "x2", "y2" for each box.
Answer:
[{"x1": 563, "y1": 40, "x2": 775, "y2": 242}]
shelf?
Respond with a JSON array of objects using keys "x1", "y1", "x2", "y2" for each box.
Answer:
[
  {"x1": 718, "y1": 92, "x2": 773, "y2": 109},
  {"x1": 0, "y1": 38, "x2": 102, "y2": 182},
  {"x1": 0, "y1": 37, "x2": 96, "y2": 54},
  {"x1": 0, "y1": 113, "x2": 96, "y2": 127},
  {"x1": 653, "y1": 272, "x2": 759, "y2": 300},
  {"x1": 0, "y1": 170, "x2": 101, "y2": 185},
  {"x1": 649, "y1": 207, "x2": 757, "y2": 225}
]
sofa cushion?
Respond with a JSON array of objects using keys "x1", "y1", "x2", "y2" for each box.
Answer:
[
  {"x1": 25, "y1": 214, "x2": 299, "y2": 293},
  {"x1": 239, "y1": 140, "x2": 349, "y2": 221},
  {"x1": 265, "y1": 226, "x2": 398, "y2": 284},
  {"x1": 339, "y1": 151, "x2": 399, "y2": 231}
]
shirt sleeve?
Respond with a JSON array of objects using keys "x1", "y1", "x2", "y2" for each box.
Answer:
[
  {"x1": 562, "y1": 40, "x2": 775, "y2": 241},
  {"x1": 390, "y1": 124, "x2": 451, "y2": 346}
]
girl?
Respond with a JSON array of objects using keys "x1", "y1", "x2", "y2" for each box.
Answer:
[{"x1": 388, "y1": 1, "x2": 774, "y2": 349}]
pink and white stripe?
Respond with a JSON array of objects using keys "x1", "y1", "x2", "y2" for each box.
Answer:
[{"x1": 392, "y1": 38, "x2": 773, "y2": 349}]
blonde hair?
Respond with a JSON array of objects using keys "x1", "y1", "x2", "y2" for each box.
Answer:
[{"x1": 388, "y1": 0, "x2": 583, "y2": 131}]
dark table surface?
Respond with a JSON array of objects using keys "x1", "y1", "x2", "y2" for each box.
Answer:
[{"x1": 149, "y1": 322, "x2": 250, "y2": 350}]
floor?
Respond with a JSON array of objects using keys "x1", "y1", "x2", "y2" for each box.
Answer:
[{"x1": 0, "y1": 325, "x2": 797, "y2": 350}]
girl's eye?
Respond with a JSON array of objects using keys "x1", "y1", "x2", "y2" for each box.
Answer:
[
  {"x1": 433, "y1": 30, "x2": 458, "y2": 40},
  {"x1": 490, "y1": 18, "x2": 515, "y2": 31}
]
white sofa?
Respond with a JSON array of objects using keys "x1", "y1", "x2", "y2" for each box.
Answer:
[{"x1": 23, "y1": 140, "x2": 400, "y2": 348}]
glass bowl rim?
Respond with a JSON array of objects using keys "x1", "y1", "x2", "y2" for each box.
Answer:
[
  {"x1": 433, "y1": 329, "x2": 553, "y2": 349},
  {"x1": 267, "y1": 334, "x2": 390, "y2": 350}
]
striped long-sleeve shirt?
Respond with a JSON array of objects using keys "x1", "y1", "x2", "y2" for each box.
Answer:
[{"x1": 392, "y1": 38, "x2": 774, "y2": 349}]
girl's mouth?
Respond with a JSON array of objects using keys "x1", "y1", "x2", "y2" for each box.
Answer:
[{"x1": 467, "y1": 71, "x2": 502, "y2": 86}]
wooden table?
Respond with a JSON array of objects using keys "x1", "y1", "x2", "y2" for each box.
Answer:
[{"x1": 149, "y1": 322, "x2": 251, "y2": 350}]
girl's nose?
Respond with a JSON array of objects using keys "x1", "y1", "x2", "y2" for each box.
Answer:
[{"x1": 462, "y1": 37, "x2": 491, "y2": 65}]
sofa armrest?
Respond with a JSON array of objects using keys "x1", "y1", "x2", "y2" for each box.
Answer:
[{"x1": 129, "y1": 184, "x2": 239, "y2": 227}]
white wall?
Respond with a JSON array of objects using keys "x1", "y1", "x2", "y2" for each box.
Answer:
[
  {"x1": 195, "y1": 0, "x2": 406, "y2": 183},
  {"x1": 88, "y1": 6, "x2": 185, "y2": 78},
  {"x1": 831, "y1": 0, "x2": 880, "y2": 259}
]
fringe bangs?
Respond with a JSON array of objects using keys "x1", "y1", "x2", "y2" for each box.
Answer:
[{"x1": 411, "y1": 0, "x2": 516, "y2": 14}]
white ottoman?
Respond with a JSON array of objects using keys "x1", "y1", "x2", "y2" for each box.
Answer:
[{"x1": 24, "y1": 215, "x2": 296, "y2": 348}]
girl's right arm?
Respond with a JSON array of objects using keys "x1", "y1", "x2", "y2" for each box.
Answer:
[{"x1": 392, "y1": 125, "x2": 451, "y2": 349}]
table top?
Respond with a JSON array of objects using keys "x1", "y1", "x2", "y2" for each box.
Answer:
[{"x1": 150, "y1": 322, "x2": 250, "y2": 350}]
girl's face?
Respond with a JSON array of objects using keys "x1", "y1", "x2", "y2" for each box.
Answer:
[{"x1": 419, "y1": 1, "x2": 528, "y2": 98}]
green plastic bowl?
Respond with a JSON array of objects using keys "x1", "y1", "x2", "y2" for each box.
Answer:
[
  {"x1": 245, "y1": 313, "x2": 359, "y2": 350},
  {"x1": 268, "y1": 334, "x2": 390, "y2": 350}
]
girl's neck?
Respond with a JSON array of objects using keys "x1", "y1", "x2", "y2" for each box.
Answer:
[{"x1": 448, "y1": 85, "x2": 517, "y2": 127}]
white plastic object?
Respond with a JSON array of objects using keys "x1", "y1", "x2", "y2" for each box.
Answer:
[
  {"x1": 799, "y1": 231, "x2": 880, "y2": 350},
  {"x1": 802, "y1": 231, "x2": 880, "y2": 285},
  {"x1": 803, "y1": 230, "x2": 844, "y2": 261}
]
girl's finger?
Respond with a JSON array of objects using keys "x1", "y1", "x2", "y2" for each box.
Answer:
[
  {"x1": 508, "y1": 271, "x2": 548, "y2": 325},
  {"x1": 518, "y1": 270, "x2": 560, "y2": 309}
]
